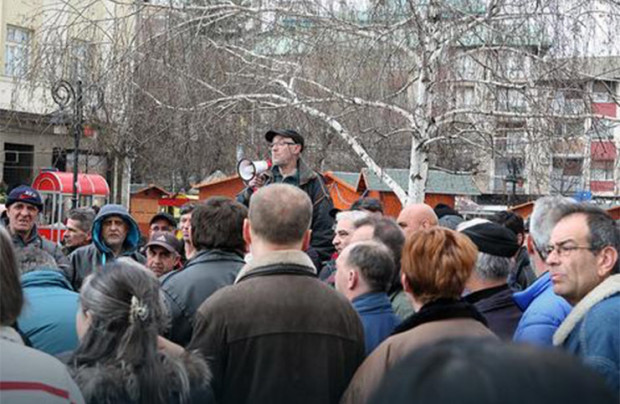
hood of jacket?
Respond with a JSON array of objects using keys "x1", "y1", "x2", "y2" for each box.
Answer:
[
  {"x1": 352, "y1": 292, "x2": 395, "y2": 315},
  {"x1": 21, "y1": 269, "x2": 74, "y2": 291},
  {"x1": 513, "y1": 271, "x2": 551, "y2": 311},
  {"x1": 91, "y1": 204, "x2": 141, "y2": 256}
]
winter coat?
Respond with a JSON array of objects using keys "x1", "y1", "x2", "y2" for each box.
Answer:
[
  {"x1": 513, "y1": 271, "x2": 572, "y2": 347},
  {"x1": 237, "y1": 159, "x2": 335, "y2": 263},
  {"x1": 351, "y1": 292, "x2": 401, "y2": 355},
  {"x1": 68, "y1": 205, "x2": 145, "y2": 290},
  {"x1": 189, "y1": 250, "x2": 365, "y2": 404},
  {"x1": 508, "y1": 247, "x2": 537, "y2": 291},
  {"x1": 160, "y1": 249, "x2": 245, "y2": 346},
  {"x1": 70, "y1": 351, "x2": 214, "y2": 404},
  {"x1": 0, "y1": 326, "x2": 84, "y2": 404},
  {"x1": 464, "y1": 284, "x2": 523, "y2": 340},
  {"x1": 341, "y1": 299, "x2": 497, "y2": 404},
  {"x1": 389, "y1": 289, "x2": 415, "y2": 320},
  {"x1": 17, "y1": 269, "x2": 79, "y2": 355},
  {"x1": 553, "y1": 274, "x2": 620, "y2": 392}
]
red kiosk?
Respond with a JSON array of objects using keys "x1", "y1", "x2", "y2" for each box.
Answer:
[{"x1": 32, "y1": 171, "x2": 110, "y2": 242}]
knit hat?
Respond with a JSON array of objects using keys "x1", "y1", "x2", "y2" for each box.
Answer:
[
  {"x1": 461, "y1": 221, "x2": 519, "y2": 257},
  {"x1": 6, "y1": 185, "x2": 43, "y2": 211}
]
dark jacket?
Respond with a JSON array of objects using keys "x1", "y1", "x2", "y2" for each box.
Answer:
[
  {"x1": 352, "y1": 292, "x2": 401, "y2": 355},
  {"x1": 464, "y1": 284, "x2": 523, "y2": 340},
  {"x1": 553, "y1": 274, "x2": 620, "y2": 392},
  {"x1": 68, "y1": 205, "x2": 144, "y2": 290},
  {"x1": 17, "y1": 270, "x2": 79, "y2": 356},
  {"x1": 513, "y1": 271, "x2": 572, "y2": 346},
  {"x1": 160, "y1": 249, "x2": 246, "y2": 346},
  {"x1": 237, "y1": 159, "x2": 335, "y2": 263},
  {"x1": 188, "y1": 250, "x2": 365, "y2": 404},
  {"x1": 509, "y1": 247, "x2": 537, "y2": 291},
  {"x1": 4, "y1": 219, "x2": 70, "y2": 276}
]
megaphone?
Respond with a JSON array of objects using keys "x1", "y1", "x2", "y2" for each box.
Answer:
[{"x1": 237, "y1": 159, "x2": 272, "y2": 182}]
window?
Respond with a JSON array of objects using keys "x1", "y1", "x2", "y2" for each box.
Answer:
[
  {"x1": 455, "y1": 86, "x2": 475, "y2": 108},
  {"x1": 5, "y1": 25, "x2": 31, "y2": 77},
  {"x1": 591, "y1": 160, "x2": 614, "y2": 181},
  {"x1": 493, "y1": 156, "x2": 525, "y2": 194},
  {"x1": 551, "y1": 157, "x2": 584, "y2": 194},
  {"x1": 552, "y1": 157, "x2": 583, "y2": 176},
  {"x1": 497, "y1": 87, "x2": 527, "y2": 112},
  {"x1": 71, "y1": 39, "x2": 89, "y2": 80}
]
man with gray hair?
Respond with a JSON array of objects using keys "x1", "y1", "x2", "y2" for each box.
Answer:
[
  {"x1": 461, "y1": 220, "x2": 523, "y2": 340},
  {"x1": 63, "y1": 208, "x2": 95, "y2": 255},
  {"x1": 335, "y1": 241, "x2": 401, "y2": 355},
  {"x1": 189, "y1": 184, "x2": 364, "y2": 404},
  {"x1": 512, "y1": 196, "x2": 573, "y2": 347},
  {"x1": 319, "y1": 209, "x2": 368, "y2": 285},
  {"x1": 15, "y1": 246, "x2": 79, "y2": 355}
]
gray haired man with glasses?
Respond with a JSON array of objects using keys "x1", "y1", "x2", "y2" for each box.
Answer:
[
  {"x1": 548, "y1": 203, "x2": 620, "y2": 392},
  {"x1": 237, "y1": 129, "x2": 335, "y2": 264},
  {"x1": 512, "y1": 196, "x2": 574, "y2": 347}
]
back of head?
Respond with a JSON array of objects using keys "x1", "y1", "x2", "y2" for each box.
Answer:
[
  {"x1": 354, "y1": 216, "x2": 405, "y2": 267},
  {"x1": 74, "y1": 260, "x2": 171, "y2": 402},
  {"x1": 553, "y1": 203, "x2": 620, "y2": 274},
  {"x1": 350, "y1": 197, "x2": 384, "y2": 215},
  {"x1": 370, "y1": 338, "x2": 618, "y2": 404},
  {"x1": 249, "y1": 184, "x2": 312, "y2": 245},
  {"x1": 0, "y1": 227, "x2": 23, "y2": 326},
  {"x1": 191, "y1": 197, "x2": 247, "y2": 253},
  {"x1": 344, "y1": 241, "x2": 395, "y2": 293},
  {"x1": 15, "y1": 246, "x2": 58, "y2": 275},
  {"x1": 402, "y1": 227, "x2": 478, "y2": 303},
  {"x1": 490, "y1": 211, "x2": 525, "y2": 237},
  {"x1": 529, "y1": 196, "x2": 576, "y2": 249}
]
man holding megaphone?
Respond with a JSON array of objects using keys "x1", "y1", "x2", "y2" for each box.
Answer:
[{"x1": 237, "y1": 129, "x2": 335, "y2": 264}]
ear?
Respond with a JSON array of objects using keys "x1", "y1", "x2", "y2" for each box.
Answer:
[
  {"x1": 517, "y1": 233, "x2": 524, "y2": 246},
  {"x1": 526, "y1": 234, "x2": 535, "y2": 255},
  {"x1": 301, "y1": 229, "x2": 312, "y2": 251},
  {"x1": 401, "y1": 272, "x2": 412, "y2": 294},
  {"x1": 243, "y1": 219, "x2": 252, "y2": 246},
  {"x1": 347, "y1": 269, "x2": 358, "y2": 290},
  {"x1": 597, "y1": 246, "x2": 618, "y2": 278}
]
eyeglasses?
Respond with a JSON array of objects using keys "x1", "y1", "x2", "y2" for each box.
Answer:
[
  {"x1": 543, "y1": 243, "x2": 598, "y2": 259},
  {"x1": 269, "y1": 141, "x2": 297, "y2": 149}
]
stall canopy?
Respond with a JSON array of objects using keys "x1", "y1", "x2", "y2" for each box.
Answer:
[{"x1": 32, "y1": 172, "x2": 110, "y2": 196}]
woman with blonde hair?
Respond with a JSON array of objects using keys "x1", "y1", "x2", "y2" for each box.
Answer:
[
  {"x1": 70, "y1": 259, "x2": 213, "y2": 403},
  {"x1": 342, "y1": 227, "x2": 497, "y2": 404}
]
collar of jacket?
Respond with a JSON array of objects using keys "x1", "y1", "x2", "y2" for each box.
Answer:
[
  {"x1": 352, "y1": 292, "x2": 394, "y2": 315},
  {"x1": 273, "y1": 158, "x2": 317, "y2": 186},
  {"x1": 392, "y1": 298, "x2": 488, "y2": 336},
  {"x1": 513, "y1": 271, "x2": 551, "y2": 311},
  {"x1": 21, "y1": 269, "x2": 75, "y2": 291},
  {"x1": 9, "y1": 223, "x2": 41, "y2": 247},
  {"x1": 553, "y1": 273, "x2": 620, "y2": 346},
  {"x1": 185, "y1": 248, "x2": 245, "y2": 269},
  {"x1": 235, "y1": 250, "x2": 316, "y2": 284},
  {"x1": 0, "y1": 326, "x2": 24, "y2": 345}
]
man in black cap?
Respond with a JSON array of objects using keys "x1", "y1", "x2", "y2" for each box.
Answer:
[
  {"x1": 145, "y1": 231, "x2": 181, "y2": 277},
  {"x1": 149, "y1": 212, "x2": 177, "y2": 238},
  {"x1": 458, "y1": 219, "x2": 523, "y2": 340},
  {"x1": 3, "y1": 185, "x2": 68, "y2": 271},
  {"x1": 237, "y1": 129, "x2": 335, "y2": 263}
]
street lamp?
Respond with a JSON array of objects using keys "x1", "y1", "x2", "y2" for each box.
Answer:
[{"x1": 51, "y1": 80, "x2": 103, "y2": 208}]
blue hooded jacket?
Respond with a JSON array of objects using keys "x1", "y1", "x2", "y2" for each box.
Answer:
[
  {"x1": 513, "y1": 272, "x2": 572, "y2": 346},
  {"x1": 17, "y1": 270, "x2": 79, "y2": 356},
  {"x1": 68, "y1": 204, "x2": 145, "y2": 290},
  {"x1": 352, "y1": 292, "x2": 401, "y2": 355}
]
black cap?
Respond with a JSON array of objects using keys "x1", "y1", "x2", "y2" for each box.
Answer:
[
  {"x1": 265, "y1": 129, "x2": 304, "y2": 152},
  {"x1": 149, "y1": 212, "x2": 177, "y2": 228},
  {"x1": 461, "y1": 222, "x2": 520, "y2": 258},
  {"x1": 145, "y1": 232, "x2": 181, "y2": 254}
]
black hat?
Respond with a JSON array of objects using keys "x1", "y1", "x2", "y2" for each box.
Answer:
[
  {"x1": 461, "y1": 221, "x2": 520, "y2": 258},
  {"x1": 145, "y1": 232, "x2": 181, "y2": 254},
  {"x1": 6, "y1": 185, "x2": 43, "y2": 211},
  {"x1": 265, "y1": 129, "x2": 304, "y2": 152},
  {"x1": 149, "y1": 212, "x2": 177, "y2": 228},
  {"x1": 351, "y1": 197, "x2": 384, "y2": 214}
]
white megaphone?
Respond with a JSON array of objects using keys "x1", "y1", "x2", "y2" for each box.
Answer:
[{"x1": 237, "y1": 159, "x2": 272, "y2": 182}]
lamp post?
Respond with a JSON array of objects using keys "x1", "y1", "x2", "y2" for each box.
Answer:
[{"x1": 51, "y1": 80, "x2": 103, "y2": 208}]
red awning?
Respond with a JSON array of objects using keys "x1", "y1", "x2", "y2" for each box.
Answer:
[
  {"x1": 591, "y1": 141, "x2": 617, "y2": 161},
  {"x1": 32, "y1": 171, "x2": 110, "y2": 195}
]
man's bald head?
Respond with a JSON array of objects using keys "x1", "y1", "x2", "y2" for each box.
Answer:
[
  {"x1": 397, "y1": 203, "x2": 438, "y2": 237},
  {"x1": 249, "y1": 184, "x2": 312, "y2": 245}
]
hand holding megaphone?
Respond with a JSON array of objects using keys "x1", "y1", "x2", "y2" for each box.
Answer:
[{"x1": 237, "y1": 159, "x2": 273, "y2": 188}]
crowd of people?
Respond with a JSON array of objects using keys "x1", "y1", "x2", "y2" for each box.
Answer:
[{"x1": 0, "y1": 129, "x2": 619, "y2": 404}]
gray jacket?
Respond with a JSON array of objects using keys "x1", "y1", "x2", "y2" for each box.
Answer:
[{"x1": 160, "y1": 249, "x2": 245, "y2": 346}]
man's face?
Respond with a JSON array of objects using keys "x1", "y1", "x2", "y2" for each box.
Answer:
[
  {"x1": 179, "y1": 213, "x2": 192, "y2": 243},
  {"x1": 546, "y1": 213, "x2": 606, "y2": 305},
  {"x1": 349, "y1": 225, "x2": 375, "y2": 244},
  {"x1": 7, "y1": 202, "x2": 38, "y2": 236},
  {"x1": 333, "y1": 218, "x2": 356, "y2": 253},
  {"x1": 397, "y1": 208, "x2": 422, "y2": 237},
  {"x1": 101, "y1": 216, "x2": 128, "y2": 250},
  {"x1": 270, "y1": 135, "x2": 301, "y2": 167},
  {"x1": 146, "y1": 245, "x2": 178, "y2": 277},
  {"x1": 150, "y1": 219, "x2": 174, "y2": 237},
  {"x1": 64, "y1": 218, "x2": 90, "y2": 248},
  {"x1": 334, "y1": 248, "x2": 352, "y2": 294}
]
